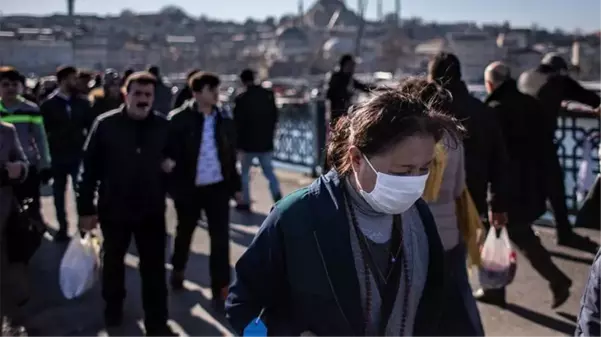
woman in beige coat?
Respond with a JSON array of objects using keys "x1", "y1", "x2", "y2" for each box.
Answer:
[{"x1": 0, "y1": 121, "x2": 29, "y2": 332}]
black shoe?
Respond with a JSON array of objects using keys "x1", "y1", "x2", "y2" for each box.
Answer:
[
  {"x1": 235, "y1": 204, "x2": 251, "y2": 212},
  {"x1": 170, "y1": 270, "x2": 184, "y2": 291},
  {"x1": 104, "y1": 305, "x2": 123, "y2": 327},
  {"x1": 145, "y1": 324, "x2": 177, "y2": 336},
  {"x1": 54, "y1": 230, "x2": 70, "y2": 242},
  {"x1": 473, "y1": 288, "x2": 507, "y2": 307},
  {"x1": 551, "y1": 279, "x2": 572, "y2": 309},
  {"x1": 557, "y1": 233, "x2": 599, "y2": 254}
]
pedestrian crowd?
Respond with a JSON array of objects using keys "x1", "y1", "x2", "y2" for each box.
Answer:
[{"x1": 0, "y1": 51, "x2": 599, "y2": 336}]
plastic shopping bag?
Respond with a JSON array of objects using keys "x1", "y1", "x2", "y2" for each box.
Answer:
[
  {"x1": 478, "y1": 227, "x2": 517, "y2": 289},
  {"x1": 59, "y1": 232, "x2": 101, "y2": 299}
]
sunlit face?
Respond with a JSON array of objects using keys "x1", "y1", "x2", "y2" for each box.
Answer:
[
  {"x1": 0, "y1": 79, "x2": 19, "y2": 101},
  {"x1": 194, "y1": 85, "x2": 219, "y2": 106},
  {"x1": 125, "y1": 81, "x2": 154, "y2": 119},
  {"x1": 350, "y1": 135, "x2": 436, "y2": 193}
]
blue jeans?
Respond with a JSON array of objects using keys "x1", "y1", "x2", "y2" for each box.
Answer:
[
  {"x1": 240, "y1": 152, "x2": 281, "y2": 205},
  {"x1": 51, "y1": 161, "x2": 79, "y2": 232}
]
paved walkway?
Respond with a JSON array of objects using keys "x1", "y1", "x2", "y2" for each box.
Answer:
[{"x1": 14, "y1": 169, "x2": 600, "y2": 336}]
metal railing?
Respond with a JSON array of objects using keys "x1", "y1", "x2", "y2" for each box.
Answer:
[{"x1": 271, "y1": 97, "x2": 600, "y2": 213}]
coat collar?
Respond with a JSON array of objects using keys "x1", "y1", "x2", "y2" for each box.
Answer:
[{"x1": 485, "y1": 78, "x2": 518, "y2": 105}]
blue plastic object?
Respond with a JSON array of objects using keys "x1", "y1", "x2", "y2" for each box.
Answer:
[{"x1": 243, "y1": 318, "x2": 267, "y2": 337}]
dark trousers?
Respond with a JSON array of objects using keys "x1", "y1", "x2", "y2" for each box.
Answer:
[
  {"x1": 101, "y1": 217, "x2": 168, "y2": 328},
  {"x1": 171, "y1": 182, "x2": 231, "y2": 295},
  {"x1": 543, "y1": 145, "x2": 572, "y2": 237},
  {"x1": 51, "y1": 162, "x2": 79, "y2": 232},
  {"x1": 13, "y1": 165, "x2": 42, "y2": 222}
]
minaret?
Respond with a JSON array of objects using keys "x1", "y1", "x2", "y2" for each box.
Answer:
[
  {"x1": 67, "y1": 0, "x2": 74, "y2": 16},
  {"x1": 298, "y1": 0, "x2": 304, "y2": 26},
  {"x1": 377, "y1": 0, "x2": 383, "y2": 22},
  {"x1": 395, "y1": 0, "x2": 401, "y2": 27}
]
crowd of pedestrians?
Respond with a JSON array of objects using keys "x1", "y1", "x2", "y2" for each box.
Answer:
[{"x1": 0, "y1": 50, "x2": 599, "y2": 336}]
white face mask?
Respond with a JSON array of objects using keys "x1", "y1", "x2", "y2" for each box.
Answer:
[{"x1": 358, "y1": 154, "x2": 429, "y2": 214}]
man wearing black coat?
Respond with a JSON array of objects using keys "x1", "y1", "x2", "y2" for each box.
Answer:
[
  {"x1": 77, "y1": 72, "x2": 175, "y2": 336},
  {"x1": 325, "y1": 54, "x2": 371, "y2": 126},
  {"x1": 41, "y1": 66, "x2": 94, "y2": 241},
  {"x1": 163, "y1": 72, "x2": 241, "y2": 313},
  {"x1": 479, "y1": 61, "x2": 572, "y2": 308},
  {"x1": 518, "y1": 53, "x2": 601, "y2": 247},
  {"x1": 233, "y1": 69, "x2": 281, "y2": 211}
]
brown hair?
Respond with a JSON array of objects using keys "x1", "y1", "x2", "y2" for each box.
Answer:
[
  {"x1": 327, "y1": 77, "x2": 464, "y2": 176},
  {"x1": 0, "y1": 66, "x2": 21, "y2": 82},
  {"x1": 123, "y1": 71, "x2": 157, "y2": 92},
  {"x1": 189, "y1": 72, "x2": 220, "y2": 92}
]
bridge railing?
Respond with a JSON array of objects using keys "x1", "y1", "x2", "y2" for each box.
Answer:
[{"x1": 270, "y1": 97, "x2": 600, "y2": 214}]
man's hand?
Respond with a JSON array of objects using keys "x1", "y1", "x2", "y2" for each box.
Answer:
[
  {"x1": 5, "y1": 162, "x2": 24, "y2": 179},
  {"x1": 237, "y1": 151, "x2": 244, "y2": 163},
  {"x1": 489, "y1": 211, "x2": 508, "y2": 229},
  {"x1": 79, "y1": 215, "x2": 98, "y2": 231},
  {"x1": 161, "y1": 158, "x2": 176, "y2": 173}
]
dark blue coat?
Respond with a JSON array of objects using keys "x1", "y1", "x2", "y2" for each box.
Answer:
[
  {"x1": 576, "y1": 248, "x2": 601, "y2": 337},
  {"x1": 226, "y1": 171, "x2": 453, "y2": 336}
]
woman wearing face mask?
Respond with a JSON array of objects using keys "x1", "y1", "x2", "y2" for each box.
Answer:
[{"x1": 226, "y1": 79, "x2": 465, "y2": 336}]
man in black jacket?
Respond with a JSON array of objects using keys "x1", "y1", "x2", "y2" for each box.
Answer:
[
  {"x1": 325, "y1": 54, "x2": 371, "y2": 125},
  {"x1": 164, "y1": 72, "x2": 241, "y2": 313},
  {"x1": 480, "y1": 61, "x2": 572, "y2": 308},
  {"x1": 172, "y1": 68, "x2": 201, "y2": 110},
  {"x1": 519, "y1": 53, "x2": 601, "y2": 247},
  {"x1": 89, "y1": 69, "x2": 124, "y2": 119},
  {"x1": 233, "y1": 69, "x2": 281, "y2": 211},
  {"x1": 78, "y1": 72, "x2": 175, "y2": 336},
  {"x1": 41, "y1": 66, "x2": 94, "y2": 241}
]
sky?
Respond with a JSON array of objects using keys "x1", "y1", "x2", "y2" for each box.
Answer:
[{"x1": 2, "y1": 0, "x2": 600, "y2": 33}]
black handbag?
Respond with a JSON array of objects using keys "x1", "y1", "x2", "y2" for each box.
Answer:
[{"x1": 5, "y1": 197, "x2": 46, "y2": 263}]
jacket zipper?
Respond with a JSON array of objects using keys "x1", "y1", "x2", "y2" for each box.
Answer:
[{"x1": 313, "y1": 231, "x2": 354, "y2": 335}]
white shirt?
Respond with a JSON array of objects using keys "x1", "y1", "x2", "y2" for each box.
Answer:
[{"x1": 195, "y1": 110, "x2": 224, "y2": 186}]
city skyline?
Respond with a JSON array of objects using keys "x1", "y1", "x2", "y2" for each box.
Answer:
[{"x1": 2, "y1": 0, "x2": 600, "y2": 33}]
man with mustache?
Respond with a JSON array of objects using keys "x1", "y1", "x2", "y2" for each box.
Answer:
[{"x1": 78, "y1": 72, "x2": 176, "y2": 336}]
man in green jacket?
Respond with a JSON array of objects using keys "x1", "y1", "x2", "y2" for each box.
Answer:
[{"x1": 0, "y1": 67, "x2": 51, "y2": 225}]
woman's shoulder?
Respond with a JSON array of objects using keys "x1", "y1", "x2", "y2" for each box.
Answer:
[{"x1": 270, "y1": 176, "x2": 341, "y2": 235}]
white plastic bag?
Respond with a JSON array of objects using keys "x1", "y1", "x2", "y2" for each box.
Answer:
[
  {"x1": 478, "y1": 227, "x2": 517, "y2": 289},
  {"x1": 577, "y1": 138, "x2": 596, "y2": 203},
  {"x1": 59, "y1": 232, "x2": 101, "y2": 299}
]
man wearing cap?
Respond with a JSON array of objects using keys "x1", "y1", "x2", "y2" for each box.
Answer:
[
  {"x1": 89, "y1": 69, "x2": 124, "y2": 118},
  {"x1": 519, "y1": 53, "x2": 601, "y2": 247}
]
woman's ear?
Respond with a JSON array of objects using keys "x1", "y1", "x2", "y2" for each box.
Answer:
[{"x1": 348, "y1": 146, "x2": 362, "y2": 172}]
